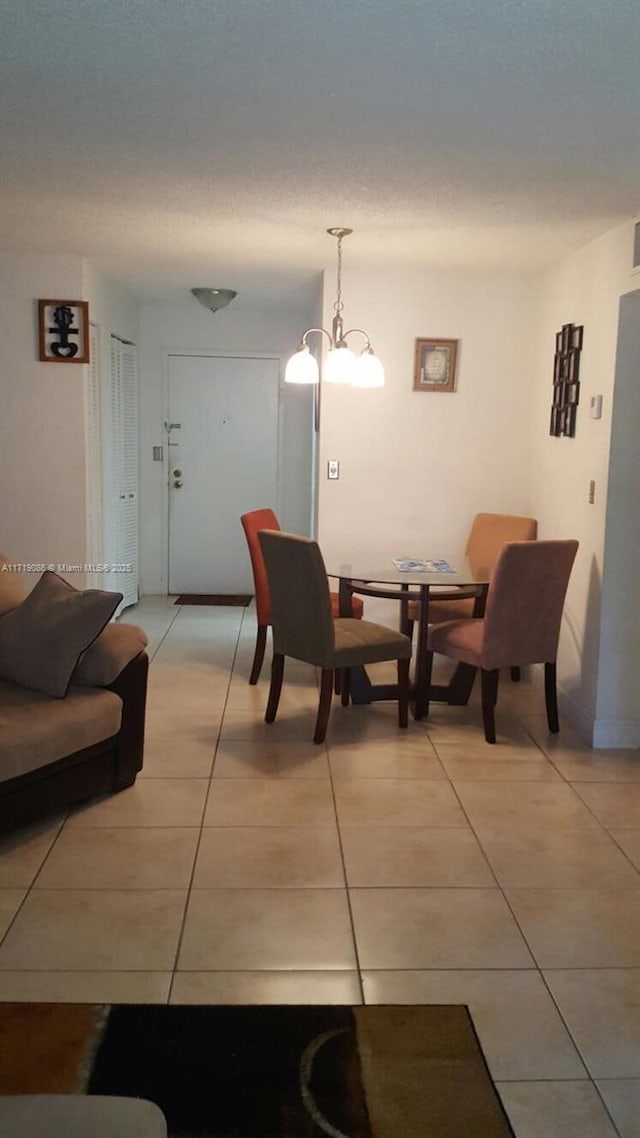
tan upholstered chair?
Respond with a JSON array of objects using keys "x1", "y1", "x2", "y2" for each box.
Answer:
[
  {"x1": 240, "y1": 509, "x2": 363, "y2": 684},
  {"x1": 426, "y1": 539, "x2": 578, "y2": 743},
  {"x1": 258, "y1": 530, "x2": 412, "y2": 744},
  {"x1": 405, "y1": 512, "x2": 538, "y2": 682},
  {"x1": 406, "y1": 512, "x2": 538, "y2": 627}
]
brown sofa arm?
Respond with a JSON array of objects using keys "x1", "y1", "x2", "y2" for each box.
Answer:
[
  {"x1": 107, "y1": 650, "x2": 149, "y2": 789},
  {"x1": 74, "y1": 623, "x2": 149, "y2": 687}
]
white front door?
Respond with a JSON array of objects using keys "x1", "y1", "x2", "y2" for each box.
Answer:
[{"x1": 167, "y1": 354, "x2": 280, "y2": 594}]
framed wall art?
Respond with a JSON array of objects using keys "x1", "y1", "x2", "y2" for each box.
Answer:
[
  {"x1": 413, "y1": 338, "x2": 459, "y2": 393},
  {"x1": 38, "y1": 300, "x2": 90, "y2": 363},
  {"x1": 550, "y1": 322, "x2": 583, "y2": 437}
]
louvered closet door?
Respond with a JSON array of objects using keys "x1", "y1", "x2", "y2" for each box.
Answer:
[{"x1": 110, "y1": 336, "x2": 139, "y2": 609}]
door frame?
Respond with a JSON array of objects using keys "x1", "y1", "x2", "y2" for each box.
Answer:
[{"x1": 160, "y1": 348, "x2": 284, "y2": 595}]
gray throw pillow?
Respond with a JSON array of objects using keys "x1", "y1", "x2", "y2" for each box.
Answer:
[{"x1": 0, "y1": 571, "x2": 122, "y2": 698}]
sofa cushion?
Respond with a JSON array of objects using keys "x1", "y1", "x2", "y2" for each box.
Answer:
[
  {"x1": 0, "y1": 678, "x2": 123, "y2": 782},
  {"x1": 73, "y1": 623, "x2": 149, "y2": 687},
  {"x1": 0, "y1": 555, "x2": 25, "y2": 617},
  {"x1": 0, "y1": 571, "x2": 122, "y2": 698}
]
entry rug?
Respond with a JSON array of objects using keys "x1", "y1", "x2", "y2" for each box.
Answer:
[
  {"x1": 174, "y1": 593, "x2": 252, "y2": 606},
  {"x1": 0, "y1": 1003, "x2": 514, "y2": 1137}
]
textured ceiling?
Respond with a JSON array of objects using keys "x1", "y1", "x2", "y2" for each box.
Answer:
[{"x1": 1, "y1": 0, "x2": 639, "y2": 306}]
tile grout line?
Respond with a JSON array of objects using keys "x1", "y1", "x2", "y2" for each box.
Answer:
[
  {"x1": 430, "y1": 722, "x2": 598, "y2": 1091},
  {"x1": 166, "y1": 606, "x2": 245, "y2": 1004},
  {"x1": 502, "y1": 701, "x2": 628, "y2": 1134},
  {"x1": 325, "y1": 732, "x2": 365, "y2": 1005}
]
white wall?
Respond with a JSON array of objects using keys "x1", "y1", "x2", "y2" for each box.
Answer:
[
  {"x1": 0, "y1": 254, "x2": 138, "y2": 592},
  {"x1": 139, "y1": 301, "x2": 317, "y2": 594},
  {"x1": 595, "y1": 287, "x2": 640, "y2": 746},
  {"x1": 529, "y1": 219, "x2": 638, "y2": 742},
  {"x1": 317, "y1": 266, "x2": 540, "y2": 621},
  {"x1": 0, "y1": 253, "x2": 87, "y2": 576}
]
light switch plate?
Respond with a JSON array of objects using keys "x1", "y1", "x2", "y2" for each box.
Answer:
[
  {"x1": 589, "y1": 395, "x2": 603, "y2": 419},
  {"x1": 327, "y1": 459, "x2": 340, "y2": 480}
]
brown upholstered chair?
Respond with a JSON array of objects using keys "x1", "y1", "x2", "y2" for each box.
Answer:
[
  {"x1": 426, "y1": 539, "x2": 578, "y2": 743},
  {"x1": 240, "y1": 508, "x2": 363, "y2": 684},
  {"x1": 258, "y1": 530, "x2": 412, "y2": 744}
]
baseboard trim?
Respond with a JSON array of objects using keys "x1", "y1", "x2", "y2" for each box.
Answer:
[
  {"x1": 531, "y1": 664, "x2": 640, "y2": 749},
  {"x1": 592, "y1": 718, "x2": 640, "y2": 749}
]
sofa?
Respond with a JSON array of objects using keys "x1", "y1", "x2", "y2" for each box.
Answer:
[
  {"x1": 0, "y1": 556, "x2": 148, "y2": 834},
  {"x1": 0, "y1": 1096, "x2": 167, "y2": 1137}
]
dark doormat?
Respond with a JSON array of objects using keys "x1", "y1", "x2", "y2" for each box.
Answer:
[
  {"x1": 174, "y1": 593, "x2": 252, "y2": 606},
  {"x1": 0, "y1": 1003, "x2": 514, "y2": 1137}
]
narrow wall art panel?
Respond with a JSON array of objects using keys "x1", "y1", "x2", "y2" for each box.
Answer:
[{"x1": 550, "y1": 322, "x2": 583, "y2": 437}]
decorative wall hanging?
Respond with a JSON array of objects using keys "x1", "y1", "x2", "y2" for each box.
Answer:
[
  {"x1": 38, "y1": 300, "x2": 90, "y2": 363},
  {"x1": 550, "y1": 323, "x2": 583, "y2": 437},
  {"x1": 413, "y1": 338, "x2": 459, "y2": 393}
]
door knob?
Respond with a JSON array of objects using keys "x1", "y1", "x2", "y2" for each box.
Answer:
[{"x1": 173, "y1": 481, "x2": 183, "y2": 489}]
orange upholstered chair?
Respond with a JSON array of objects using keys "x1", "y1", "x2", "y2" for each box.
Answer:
[
  {"x1": 240, "y1": 508, "x2": 363, "y2": 684},
  {"x1": 426, "y1": 539, "x2": 578, "y2": 743}
]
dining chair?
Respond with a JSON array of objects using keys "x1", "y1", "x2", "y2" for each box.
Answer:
[
  {"x1": 425, "y1": 539, "x2": 578, "y2": 743},
  {"x1": 258, "y1": 530, "x2": 412, "y2": 744},
  {"x1": 404, "y1": 512, "x2": 538, "y2": 680},
  {"x1": 240, "y1": 508, "x2": 363, "y2": 684}
]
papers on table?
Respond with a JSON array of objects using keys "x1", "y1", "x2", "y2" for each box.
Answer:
[{"x1": 392, "y1": 557, "x2": 456, "y2": 573}]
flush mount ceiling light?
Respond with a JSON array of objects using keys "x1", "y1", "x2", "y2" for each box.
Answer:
[
  {"x1": 191, "y1": 287, "x2": 238, "y2": 313},
  {"x1": 285, "y1": 228, "x2": 384, "y2": 390}
]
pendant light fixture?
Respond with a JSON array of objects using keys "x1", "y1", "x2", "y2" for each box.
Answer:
[{"x1": 285, "y1": 228, "x2": 384, "y2": 390}]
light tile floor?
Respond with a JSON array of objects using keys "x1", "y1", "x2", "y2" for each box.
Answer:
[{"x1": 2, "y1": 596, "x2": 640, "y2": 1137}]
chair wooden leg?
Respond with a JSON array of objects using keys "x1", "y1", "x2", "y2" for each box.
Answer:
[
  {"x1": 545, "y1": 661, "x2": 560, "y2": 733},
  {"x1": 265, "y1": 653, "x2": 284, "y2": 723},
  {"x1": 510, "y1": 665, "x2": 521, "y2": 683},
  {"x1": 397, "y1": 657, "x2": 410, "y2": 728},
  {"x1": 481, "y1": 668, "x2": 499, "y2": 744},
  {"x1": 420, "y1": 649, "x2": 435, "y2": 719},
  {"x1": 340, "y1": 668, "x2": 351, "y2": 707},
  {"x1": 249, "y1": 625, "x2": 268, "y2": 685},
  {"x1": 314, "y1": 669, "x2": 334, "y2": 744}
]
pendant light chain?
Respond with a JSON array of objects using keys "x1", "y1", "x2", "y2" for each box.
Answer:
[{"x1": 333, "y1": 233, "x2": 344, "y2": 317}]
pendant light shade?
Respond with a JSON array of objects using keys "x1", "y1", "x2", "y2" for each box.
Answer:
[
  {"x1": 324, "y1": 345, "x2": 356, "y2": 384},
  {"x1": 284, "y1": 345, "x2": 319, "y2": 384},
  {"x1": 351, "y1": 348, "x2": 385, "y2": 388}
]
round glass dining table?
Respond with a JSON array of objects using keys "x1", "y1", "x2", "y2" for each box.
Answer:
[{"x1": 326, "y1": 554, "x2": 491, "y2": 719}]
